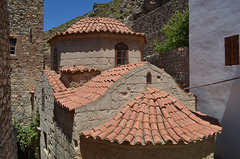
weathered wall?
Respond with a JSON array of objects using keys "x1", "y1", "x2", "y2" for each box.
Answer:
[
  {"x1": 51, "y1": 34, "x2": 143, "y2": 70},
  {"x1": 60, "y1": 71, "x2": 101, "y2": 88},
  {"x1": 132, "y1": 0, "x2": 188, "y2": 56},
  {"x1": 34, "y1": 74, "x2": 76, "y2": 159},
  {"x1": 144, "y1": 47, "x2": 189, "y2": 88},
  {"x1": 0, "y1": 0, "x2": 18, "y2": 158},
  {"x1": 81, "y1": 136, "x2": 214, "y2": 159},
  {"x1": 189, "y1": 0, "x2": 240, "y2": 158},
  {"x1": 8, "y1": 0, "x2": 44, "y2": 120}
]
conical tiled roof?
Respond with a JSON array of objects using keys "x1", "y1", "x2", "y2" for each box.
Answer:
[
  {"x1": 48, "y1": 17, "x2": 146, "y2": 43},
  {"x1": 82, "y1": 88, "x2": 222, "y2": 145}
]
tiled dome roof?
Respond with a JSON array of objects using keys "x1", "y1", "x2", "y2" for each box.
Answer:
[
  {"x1": 48, "y1": 17, "x2": 146, "y2": 43},
  {"x1": 82, "y1": 88, "x2": 222, "y2": 145}
]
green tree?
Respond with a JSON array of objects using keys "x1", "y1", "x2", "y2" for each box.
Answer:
[{"x1": 154, "y1": 8, "x2": 189, "y2": 53}]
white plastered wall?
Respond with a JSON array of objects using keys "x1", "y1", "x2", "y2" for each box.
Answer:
[{"x1": 189, "y1": 0, "x2": 240, "y2": 158}]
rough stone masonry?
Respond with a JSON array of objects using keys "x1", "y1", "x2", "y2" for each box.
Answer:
[
  {"x1": 0, "y1": 0, "x2": 18, "y2": 158},
  {"x1": 8, "y1": 0, "x2": 44, "y2": 121}
]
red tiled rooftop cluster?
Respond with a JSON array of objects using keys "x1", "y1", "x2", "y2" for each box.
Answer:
[
  {"x1": 54, "y1": 62, "x2": 148, "y2": 110},
  {"x1": 82, "y1": 88, "x2": 222, "y2": 145},
  {"x1": 44, "y1": 70, "x2": 68, "y2": 93},
  {"x1": 61, "y1": 66, "x2": 102, "y2": 74},
  {"x1": 47, "y1": 17, "x2": 146, "y2": 43}
]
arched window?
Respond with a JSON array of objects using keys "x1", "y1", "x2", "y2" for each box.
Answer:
[
  {"x1": 146, "y1": 72, "x2": 152, "y2": 84},
  {"x1": 53, "y1": 48, "x2": 59, "y2": 72},
  {"x1": 115, "y1": 43, "x2": 128, "y2": 67}
]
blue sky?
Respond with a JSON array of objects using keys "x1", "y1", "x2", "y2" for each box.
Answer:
[{"x1": 44, "y1": 0, "x2": 112, "y2": 31}]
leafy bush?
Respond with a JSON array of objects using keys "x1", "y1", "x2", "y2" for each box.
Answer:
[
  {"x1": 154, "y1": 8, "x2": 189, "y2": 53},
  {"x1": 13, "y1": 111, "x2": 40, "y2": 158}
]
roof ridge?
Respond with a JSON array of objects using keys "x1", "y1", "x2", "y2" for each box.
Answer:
[{"x1": 54, "y1": 62, "x2": 148, "y2": 110}]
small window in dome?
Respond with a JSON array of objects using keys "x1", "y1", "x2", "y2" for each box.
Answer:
[
  {"x1": 147, "y1": 72, "x2": 152, "y2": 84},
  {"x1": 115, "y1": 42, "x2": 128, "y2": 67}
]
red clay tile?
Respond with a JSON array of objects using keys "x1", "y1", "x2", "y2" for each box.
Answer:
[
  {"x1": 115, "y1": 134, "x2": 125, "y2": 143},
  {"x1": 136, "y1": 112, "x2": 144, "y2": 121},
  {"x1": 44, "y1": 70, "x2": 68, "y2": 93}
]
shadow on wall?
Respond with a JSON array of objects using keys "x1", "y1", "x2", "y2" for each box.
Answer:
[
  {"x1": 215, "y1": 68, "x2": 240, "y2": 159},
  {"x1": 54, "y1": 102, "x2": 74, "y2": 142}
]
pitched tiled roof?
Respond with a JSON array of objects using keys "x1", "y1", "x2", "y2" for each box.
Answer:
[
  {"x1": 61, "y1": 66, "x2": 102, "y2": 74},
  {"x1": 44, "y1": 70, "x2": 68, "y2": 93},
  {"x1": 82, "y1": 88, "x2": 222, "y2": 145},
  {"x1": 47, "y1": 17, "x2": 146, "y2": 43},
  {"x1": 54, "y1": 62, "x2": 148, "y2": 110}
]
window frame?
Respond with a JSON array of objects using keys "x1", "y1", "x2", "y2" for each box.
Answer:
[
  {"x1": 115, "y1": 42, "x2": 129, "y2": 67},
  {"x1": 10, "y1": 38, "x2": 17, "y2": 55},
  {"x1": 225, "y1": 34, "x2": 239, "y2": 66},
  {"x1": 146, "y1": 72, "x2": 152, "y2": 84}
]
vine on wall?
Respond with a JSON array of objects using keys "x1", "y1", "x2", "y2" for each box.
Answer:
[{"x1": 13, "y1": 111, "x2": 40, "y2": 158}]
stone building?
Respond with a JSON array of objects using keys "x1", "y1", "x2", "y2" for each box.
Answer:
[
  {"x1": 47, "y1": 17, "x2": 146, "y2": 71},
  {"x1": 8, "y1": 0, "x2": 44, "y2": 120},
  {"x1": 0, "y1": 0, "x2": 18, "y2": 158},
  {"x1": 34, "y1": 17, "x2": 221, "y2": 159}
]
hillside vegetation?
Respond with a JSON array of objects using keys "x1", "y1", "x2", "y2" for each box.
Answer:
[{"x1": 44, "y1": 0, "x2": 145, "y2": 45}]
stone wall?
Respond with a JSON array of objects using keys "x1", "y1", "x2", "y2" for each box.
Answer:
[
  {"x1": 8, "y1": 0, "x2": 44, "y2": 120},
  {"x1": 144, "y1": 47, "x2": 189, "y2": 88},
  {"x1": 60, "y1": 71, "x2": 101, "y2": 88},
  {"x1": 51, "y1": 34, "x2": 143, "y2": 71},
  {"x1": 80, "y1": 136, "x2": 215, "y2": 159},
  {"x1": 0, "y1": 0, "x2": 18, "y2": 158},
  {"x1": 132, "y1": 0, "x2": 188, "y2": 56},
  {"x1": 34, "y1": 74, "x2": 76, "y2": 159}
]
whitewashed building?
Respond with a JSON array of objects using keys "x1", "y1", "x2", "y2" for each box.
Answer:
[{"x1": 189, "y1": 1, "x2": 240, "y2": 158}]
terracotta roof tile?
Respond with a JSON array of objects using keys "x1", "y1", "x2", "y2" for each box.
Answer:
[
  {"x1": 44, "y1": 70, "x2": 68, "y2": 93},
  {"x1": 48, "y1": 17, "x2": 146, "y2": 43},
  {"x1": 61, "y1": 66, "x2": 101, "y2": 74},
  {"x1": 54, "y1": 62, "x2": 148, "y2": 110},
  {"x1": 81, "y1": 88, "x2": 222, "y2": 145}
]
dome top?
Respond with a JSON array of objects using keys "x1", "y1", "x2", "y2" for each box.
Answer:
[{"x1": 48, "y1": 17, "x2": 146, "y2": 44}]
